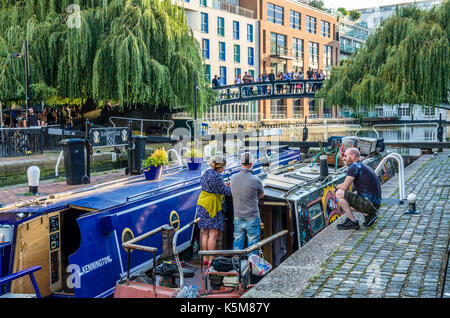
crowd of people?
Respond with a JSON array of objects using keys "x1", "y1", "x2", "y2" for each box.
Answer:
[
  {"x1": 1, "y1": 104, "x2": 76, "y2": 129},
  {"x1": 212, "y1": 67, "x2": 326, "y2": 97}
]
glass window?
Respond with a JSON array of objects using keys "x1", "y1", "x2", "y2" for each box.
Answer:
[
  {"x1": 204, "y1": 64, "x2": 211, "y2": 83},
  {"x1": 247, "y1": 24, "x2": 253, "y2": 42},
  {"x1": 290, "y1": 10, "x2": 301, "y2": 30},
  {"x1": 249, "y1": 70, "x2": 254, "y2": 80},
  {"x1": 267, "y1": 3, "x2": 284, "y2": 25},
  {"x1": 201, "y1": 12, "x2": 208, "y2": 33},
  {"x1": 218, "y1": 41, "x2": 226, "y2": 61},
  {"x1": 323, "y1": 45, "x2": 332, "y2": 76},
  {"x1": 321, "y1": 20, "x2": 330, "y2": 37},
  {"x1": 248, "y1": 47, "x2": 254, "y2": 66},
  {"x1": 270, "y1": 32, "x2": 286, "y2": 55},
  {"x1": 217, "y1": 17, "x2": 224, "y2": 36},
  {"x1": 202, "y1": 38, "x2": 209, "y2": 59},
  {"x1": 234, "y1": 44, "x2": 240, "y2": 63},
  {"x1": 293, "y1": 38, "x2": 304, "y2": 65},
  {"x1": 220, "y1": 66, "x2": 227, "y2": 86},
  {"x1": 200, "y1": 0, "x2": 207, "y2": 6},
  {"x1": 309, "y1": 41, "x2": 319, "y2": 68},
  {"x1": 233, "y1": 21, "x2": 239, "y2": 40},
  {"x1": 235, "y1": 68, "x2": 241, "y2": 80},
  {"x1": 306, "y1": 16, "x2": 316, "y2": 34}
]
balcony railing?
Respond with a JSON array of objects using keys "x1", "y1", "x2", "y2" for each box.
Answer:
[{"x1": 212, "y1": 0, "x2": 254, "y2": 19}]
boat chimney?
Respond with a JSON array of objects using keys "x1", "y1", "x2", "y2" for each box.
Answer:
[{"x1": 319, "y1": 155, "x2": 328, "y2": 180}]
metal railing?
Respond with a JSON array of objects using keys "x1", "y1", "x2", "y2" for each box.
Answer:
[
  {"x1": 212, "y1": 0, "x2": 254, "y2": 19},
  {"x1": 0, "y1": 126, "x2": 64, "y2": 157},
  {"x1": 109, "y1": 117, "x2": 174, "y2": 137}
]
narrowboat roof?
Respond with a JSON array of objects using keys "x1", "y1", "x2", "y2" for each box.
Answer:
[
  {"x1": 261, "y1": 152, "x2": 389, "y2": 202},
  {"x1": 0, "y1": 149, "x2": 300, "y2": 214}
]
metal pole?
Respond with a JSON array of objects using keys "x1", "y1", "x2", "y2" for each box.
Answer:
[
  {"x1": 24, "y1": 40, "x2": 30, "y2": 110},
  {"x1": 85, "y1": 119, "x2": 91, "y2": 183}
]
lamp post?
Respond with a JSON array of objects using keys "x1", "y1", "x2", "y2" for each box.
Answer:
[{"x1": 9, "y1": 40, "x2": 30, "y2": 110}]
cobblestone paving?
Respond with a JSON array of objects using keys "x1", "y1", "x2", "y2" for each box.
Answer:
[{"x1": 300, "y1": 154, "x2": 450, "y2": 298}]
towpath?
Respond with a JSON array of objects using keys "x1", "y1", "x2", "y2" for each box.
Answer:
[{"x1": 244, "y1": 150, "x2": 450, "y2": 298}]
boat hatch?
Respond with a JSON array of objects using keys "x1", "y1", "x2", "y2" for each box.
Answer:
[{"x1": 9, "y1": 205, "x2": 97, "y2": 297}]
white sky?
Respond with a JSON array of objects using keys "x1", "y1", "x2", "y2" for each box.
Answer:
[{"x1": 323, "y1": 0, "x2": 421, "y2": 10}]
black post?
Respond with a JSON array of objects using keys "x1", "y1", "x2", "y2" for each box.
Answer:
[
  {"x1": 24, "y1": 40, "x2": 30, "y2": 110},
  {"x1": 438, "y1": 113, "x2": 443, "y2": 152},
  {"x1": 83, "y1": 119, "x2": 91, "y2": 184}
]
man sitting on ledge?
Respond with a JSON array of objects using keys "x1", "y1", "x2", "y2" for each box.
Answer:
[{"x1": 336, "y1": 148, "x2": 381, "y2": 230}]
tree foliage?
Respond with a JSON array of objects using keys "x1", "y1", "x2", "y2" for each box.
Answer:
[
  {"x1": 348, "y1": 10, "x2": 361, "y2": 22},
  {"x1": 0, "y1": 0, "x2": 215, "y2": 114},
  {"x1": 317, "y1": 3, "x2": 450, "y2": 110}
]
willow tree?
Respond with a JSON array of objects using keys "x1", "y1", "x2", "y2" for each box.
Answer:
[
  {"x1": 317, "y1": 2, "x2": 449, "y2": 112},
  {"x1": 0, "y1": 0, "x2": 215, "y2": 114}
]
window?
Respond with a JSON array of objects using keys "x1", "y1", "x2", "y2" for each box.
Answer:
[
  {"x1": 204, "y1": 64, "x2": 211, "y2": 83},
  {"x1": 235, "y1": 68, "x2": 241, "y2": 80},
  {"x1": 321, "y1": 20, "x2": 330, "y2": 38},
  {"x1": 234, "y1": 44, "x2": 240, "y2": 63},
  {"x1": 424, "y1": 107, "x2": 435, "y2": 116},
  {"x1": 270, "y1": 32, "x2": 286, "y2": 55},
  {"x1": 200, "y1": 0, "x2": 207, "y2": 7},
  {"x1": 293, "y1": 38, "x2": 304, "y2": 65},
  {"x1": 306, "y1": 16, "x2": 316, "y2": 34},
  {"x1": 233, "y1": 21, "x2": 239, "y2": 40},
  {"x1": 247, "y1": 24, "x2": 253, "y2": 42},
  {"x1": 202, "y1": 38, "x2": 210, "y2": 59},
  {"x1": 248, "y1": 47, "x2": 254, "y2": 65},
  {"x1": 201, "y1": 13, "x2": 208, "y2": 33},
  {"x1": 249, "y1": 70, "x2": 254, "y2": 80},
  {"x1": 309, "y1": 41, "x2": 319, "y2": 68},
  {"x1": 323, "y1": 45, "x2": 332, "y2": 76},
  {"x1": 267, "y1": 3, "x2": 284, "y2": 25},
  {"x1": 220, "y1": 66, "x2": 227, "y2": 86},
  {"x1": 290, "y1": 10, "x2": 301, "y2": 30},
  {"x1": 217, "y1": 17, "x2": 224, "y2": 36},
  {"x1": 218, "y1": 42, "x2": 226, "y2": 61},
  {"x1": 398, "y1": 107, "x2": 410, "y2": 117}
]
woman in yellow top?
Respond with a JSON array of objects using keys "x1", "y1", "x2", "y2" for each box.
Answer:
[{"x1": 196, "y1": 156, "x2": 232, "y2": 265}]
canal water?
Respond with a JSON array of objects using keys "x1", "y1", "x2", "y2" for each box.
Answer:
[{"x1": 277, "y1": 123, "x2": 448, "y2": 156}]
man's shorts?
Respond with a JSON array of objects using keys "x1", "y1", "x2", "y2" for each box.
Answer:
[{"x1": 344, "y1": 191, "x2": 380, "y2": 215}]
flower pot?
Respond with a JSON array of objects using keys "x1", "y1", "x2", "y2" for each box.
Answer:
[
  {"x1": 143, "y1": 165, "x2": 163, "y2": 180},
  {"x1": 187, "y1": 158, "x2": 203, "y2": 171}
]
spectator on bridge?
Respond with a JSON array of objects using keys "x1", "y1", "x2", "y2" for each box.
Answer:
[
  {"x1": 212, "y1": 75, "x2": 220, "y2": 88},
  {"x1": 262, "y1": 72, "x2": 269, "y2": 95},
  {"x1": 235, "y1": 73, "x2": 242, "y2": 84},
  {"x1": 275, "y1": 72, "x2": 283, "y2": 93},
  {"x1": 242, "y1": 72, "x2": 252, "y2": 96},
  {"x1": 37, "y1": 111, "x2": 47, "y2": 127},
  {"x1": 268, "y1": 70, "x2": 275, "y2": 82},
  {"x1": 46, "y1": 108, "x2": 56, "y2": 125},
  {"x1": 17, "y1": 113, "x2": 26, "y2": 128},
  {"x1": 336, "y1": 148, "x2": 381, "y2": 230}
]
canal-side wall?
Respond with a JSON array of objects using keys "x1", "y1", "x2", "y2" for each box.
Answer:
[{"x1": 244, "y1": 151, "x2": 449, "y2": 298}]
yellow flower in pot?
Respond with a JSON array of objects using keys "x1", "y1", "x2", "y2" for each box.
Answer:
[{"x1": 142, "y1": 148, "x2": 168, "y2": 180}]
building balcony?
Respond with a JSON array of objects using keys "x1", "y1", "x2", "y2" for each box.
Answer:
[
  {"x1": 212, "y1": 0, "x2": 254, "y2": 19},
  {"x1": 340, "y1": 44, "x2": 356, "y2": 54}
]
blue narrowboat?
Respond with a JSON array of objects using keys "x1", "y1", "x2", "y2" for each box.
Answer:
[{"x1": 0, "y1": 144, "x2": 300, "y2": 298}]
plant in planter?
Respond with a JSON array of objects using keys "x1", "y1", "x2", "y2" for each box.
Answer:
[
  {"x1": 184, "y1": 148, "x2": 203, "y2": 170},
  {"x1": 142, "y1": 148, "x2": 168, "y2": 180}
]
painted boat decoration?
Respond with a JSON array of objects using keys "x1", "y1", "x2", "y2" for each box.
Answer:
[{"x1": 0, "y1": 144, "x2": 300, "y2": 298}]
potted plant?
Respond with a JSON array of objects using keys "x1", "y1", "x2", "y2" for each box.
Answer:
[
  {"x1": 185, "y1": 148, "x2": 203, "y2": 171},
  {"x1": 142, "y1": 148, "x2": 168, "y2": 180}
]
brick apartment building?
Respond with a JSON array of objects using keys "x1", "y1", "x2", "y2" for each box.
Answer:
[{"x1": 239, "y1": 0, "x2": 340, "y2": 120}]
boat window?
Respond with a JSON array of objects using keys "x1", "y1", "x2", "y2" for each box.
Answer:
[{"x1": 308, "y1": 202, "x2": 324, "y2": 235}]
